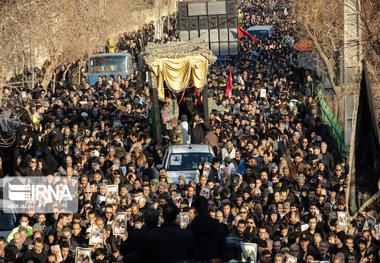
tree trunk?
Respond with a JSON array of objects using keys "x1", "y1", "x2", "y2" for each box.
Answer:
[
  {"x1": 305, "y1": 26, "x2": 342, "y2": 95},
  {"x1": 62, "y1": 63, "x2": 71, "y2": 82},
  {"x1": 52, "y1": 71, "x2": 57, "y2": 94},
  {"x1": 41, "y1": 63, "x2": 55, "y2": 92},
  {"x1": 333, "y1": 95, "x2": 345, "y2": 128},
  {"x1": 0, "y1": 87, "x2": 3, "y2": 109}
]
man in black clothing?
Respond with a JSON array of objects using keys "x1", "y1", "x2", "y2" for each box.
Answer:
[
  {"x1": 22, "y1": 237, "x2": 48, "y2": 263},
  {"x1": 190, "y1": 113, "x2": 206, "y2": 144},
  {"x1": 209, "y1": 157, "x2": 221, "y2": 183},
  {"x1": 60, "y1": 241, "x2": 75, "y2": 263},
  {"x1": 125, "y1": 203, "x2": 197, "y2": 263},
  {"x1": 188, "y1": 197, "x2": 227, "y2": 261},
  {"x1": 71, "y1": 222, "x2": 86, "y2": 248},
  {"x1": 120, "y1": 208, "x2": 159, "y2": 260}
]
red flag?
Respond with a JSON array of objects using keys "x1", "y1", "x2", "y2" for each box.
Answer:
[
  {"x1": 225, "y1": 68, "x2": 232, "y2": 98},
  {"x1": 238, "y1": 26, "x2": 258, "y2": 43}
]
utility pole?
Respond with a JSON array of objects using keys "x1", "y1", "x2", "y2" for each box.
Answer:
[
  {"x1": 343, "y1": 0, "x2": 361, "y2": 144},
  {"x1": 167, "y1": 0, "x2": 171, "y2": 36},
  {"x1": 343, "y1": 0, "x2": 361, "y2": 85},
  {"x1": 156, "y1": 0, "x2": 162, "y2": 39},
  {"x1": 344, "y1": 0, "x2": 362, "y2": 215}
]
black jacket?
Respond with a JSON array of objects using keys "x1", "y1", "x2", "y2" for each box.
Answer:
[
  {"x1": 22, "y1": 249, "x2": 48, "y2": 263},
  {"x1": 187, "y1": 214, "x2": 227, "y2": 261},
  {"x1": 126, "y1": 222, "x2": 197, "y2": 263},
  {"x1": 120, "y1": 225, "x2": 157, "y2": 260},
  {"x1": 190, "y1": 123, "x2": 205, "y2": 144}
]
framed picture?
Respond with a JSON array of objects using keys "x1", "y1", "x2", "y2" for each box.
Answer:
[
  {"x1": 172, "y1": 193, "x2": 183, "y2": 208},
  {"x1": 301, "y1": 224, "x2": 309, "y2": 232},
  {"x1": 51, "y1": 245, "x2": 63, "y2": 262},
  {"x1": 199, "y1": 186, "x2": 210, "y2": 199},
  {"x1": 362, "y1": 215, "x2": 375, "y2": 233},
  {"x1": 96, "y1": 195, "x2": 106, "y2": 206},
  {"x1": 242, "y1": 242, "x2": 257, "y2": 263},
  {"x1": 113, "y1": 212, "x2": 127, "y2": 236},
  {"x1": 337, "y1": 211, "x2": 347, "y2": 228},
  {"x1": 105, "y1": 185, "x2": 119, "y2": 204},
  {"x1": 170, "y1": 155, "x2": 182, "y2": 166},
  {"x1": 75, "y1": 247, "x2": 91, "y2": 263},
  {"x1": 89, "y1": 222, "x2": 103, "y2": 246},
  {"x1": 260, "y1": 88, "x2": 267, "y2": 98},
  {"x1": 280, "y1": 237, "x2": 288, "y2": 244},
  {"x1": 375, "y1": 223, "x2": 380, "y2": 240},
  {"x1": 286, "y1": 255, "x2": 297, "y2": 263},
  {"x1": 203, "y1": 162, "x2": 212, "y2": 177},
  {"x1": 220, "y1": 167, "x2": 230, "y2": 181},
  {"x1": 179, "y1": 212, "x2": 189, "y2": 229}
]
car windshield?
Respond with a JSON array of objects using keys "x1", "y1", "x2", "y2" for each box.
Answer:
[
  {"x1": 0, "y1": 210, "x2": 15, "y2": 231},
  {"x1": 167, "y1": 153, "x2": 213, "y2": 171},
  {"x1": 89, "y1": 55, "x2": 127, "y2": 73},
  {"x1": 248, "y1": 30, "x2": 270, "y2": 39}
]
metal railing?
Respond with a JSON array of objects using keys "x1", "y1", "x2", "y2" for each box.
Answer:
[{"x1": 318, "y1": 90, "x2": 350, "y2": 158}]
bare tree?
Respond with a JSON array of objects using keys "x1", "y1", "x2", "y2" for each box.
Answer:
[
  {"x1": 359, "y1": 0, "x2": 380, "y2": 120},
  {"x1": 0, "y1": 0, "x2": 161, "y2": 146},
  {"x1": 0, "y1": 0, "x2": 111, "y2": 146},
  {"x1": 0, "y1": 0, "x2": 110, "y2": 91},
  {"x1": 290, "y1": 0, "x2": 380, "y2": 121},
  {"x1": 289, "y1": 0, "x2": 345, "y2": 121},
  {"x1": 292, "y1": 0, "x2": 380, "y2": 222}
]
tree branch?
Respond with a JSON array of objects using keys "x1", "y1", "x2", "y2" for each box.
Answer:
[{"x1": 305, "y1": 25, "x2": 342, "y2": 94}]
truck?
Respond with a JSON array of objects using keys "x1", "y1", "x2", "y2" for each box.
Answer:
[{"x1": 87, "y1": 52, "x2": 134, "y2": 85}]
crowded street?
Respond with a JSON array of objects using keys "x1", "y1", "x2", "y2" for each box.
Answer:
[{"x1": 0, "y1": 0, "x2": 379, "y2": 263}]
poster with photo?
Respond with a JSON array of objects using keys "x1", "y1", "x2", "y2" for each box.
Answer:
[
  {"x1": 51, "y1": 245, "x2": 63, "y2": 262},
  {"x1": 158, "y1": 215, "x2": 163, "y2": 227},
  {"x1": 375, "y1": 223, "x2": 380, "y2": 240},
  {"x1": 75, "y1": 247, "x2": 91, "y2": 263},
  {"x1": 170, "y1": 155, "x2": 182, "y2": 166},
  {"x1": 286, "y1": 255, "x2": 297, "y2": 263},
  {"x1": 260, "y1": 88, "x2": 267, "y2": 98},
  {"x1": 280, "y1": 237, "x2": 288, "y2": 244},
  {"x1": 113, "y1": 212, "x2": 127, "y2": 236},
  {"x1": 301, "y1": 224, "x2": 309, "y2": 232},
  {"x1": 105, "y1": 185, "x2": 119, "y2": 204},
  {"x1": 133, "y1": 193, "x2": 144, "y2": 204},
  {"x1": 203, "y1": 162, "x2": 212, "y2": 177},
  {"x1": 242, "y1": 242, "x2": 257, "y2": 263},
  {"x1": 96, "y1": 195, "x2": 106, "y2": 206},
  {"x1": 199, "y1": 186, "x2": 210, "y2": 199},
  {"x1": 89, "y1": 222, "x2": 103, "y2": 246},
  {"x1": 179, "y1": 212, "x2": 189, "y2": 229},
  {"x1": 220, "y1": 167, "x2": 230, "y2": 181},
  {"x1": 362, "y1": 215, "x2": 375, "y2": 233},
  {"x1": 172, "y1": 193, "x2": 183, "y2": 208},
  {"x1": 337, "y1": 211, "x2": 347, "y2": 228}
]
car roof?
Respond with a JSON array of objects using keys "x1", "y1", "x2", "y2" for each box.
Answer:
[
  {"x1": 89, "y1": 53, "x2": 131, "y2": 58},
  {"x1": 167, "y1": 144, "x2": 213, "y2": 154},
  {"x1": 247, "y1": 25, "x2": 273, "y2": 31}
]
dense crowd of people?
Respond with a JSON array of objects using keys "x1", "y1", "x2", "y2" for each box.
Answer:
[{"x1": 0, "y1": 0, "x2": 379, "y2": 263}]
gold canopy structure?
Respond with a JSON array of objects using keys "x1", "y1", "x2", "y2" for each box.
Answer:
[{"x1": 139, "y1": 39, "x2": 217, "y2": 101}]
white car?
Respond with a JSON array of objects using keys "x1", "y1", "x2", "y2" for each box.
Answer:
[{"x1": 159, "y1": 144, "x2": 215, "y2": 183}]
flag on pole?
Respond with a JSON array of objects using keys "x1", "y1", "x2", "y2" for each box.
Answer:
[
  {"x1": 225, "y1": 68, "x2": 232, "y2": 98},
  {"x1": 238, "y1": 26, "x2": 258, "y2": 43}
]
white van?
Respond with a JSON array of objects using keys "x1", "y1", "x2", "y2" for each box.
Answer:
[
  {"x1": 159, "y1": 144, "x2": 215, "y2": 183},
  {"x1": 247, "y1": 25, "x2": 274, "y2": 40}
]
